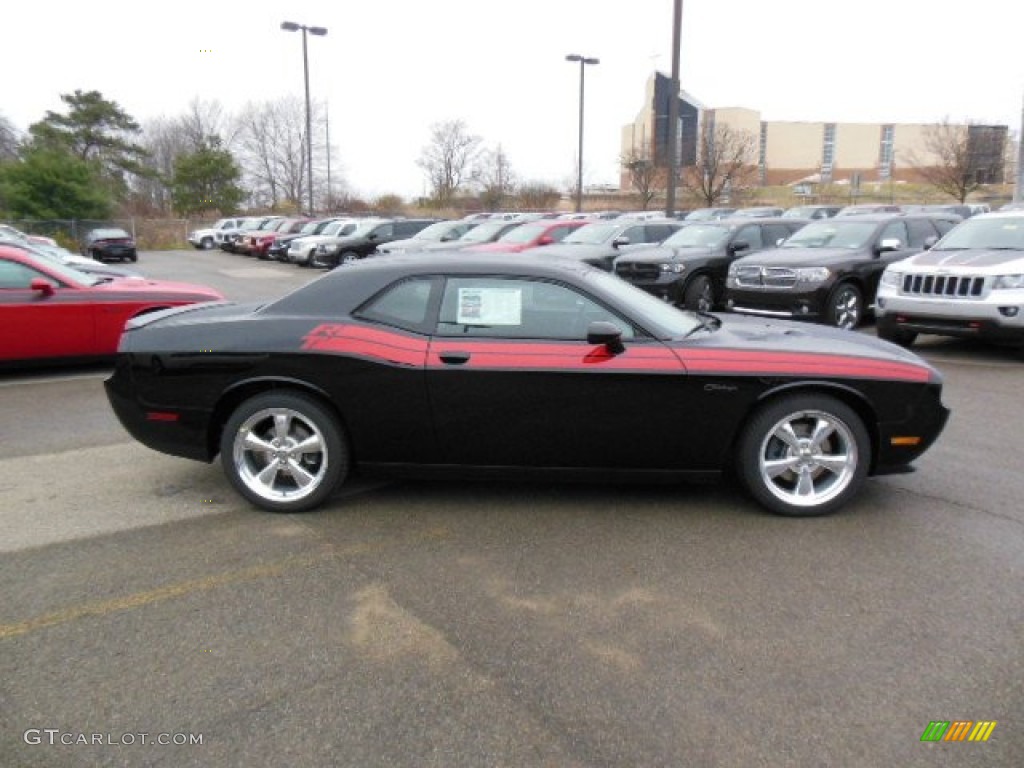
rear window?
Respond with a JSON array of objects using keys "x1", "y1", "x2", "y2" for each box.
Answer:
[{"x1": 355, "y1": 277, "x2": 436, "y2": 332}]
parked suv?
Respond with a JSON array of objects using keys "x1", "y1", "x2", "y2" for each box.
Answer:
[
  {"x1": 522, "y1": 218, "x2": 680, "y2": 271},
  {"x1": 614, "y1": 217, "x2": 808, "y2": 311},
  {"x1": 287, "y1": 218, "x2": 359, "y2": 266},
  {"x1": 312, "y1": 218, "x2": 438, "y2": 268},
  {"x1": 875, "y1": 211, "x2": 1024, "y2": 349},
  {"x1": 188, "y1": 217, "x2": 246, "y2": 250},
  {"x1": 724, "y1": 213, "x2": 961, "y2": 329}
]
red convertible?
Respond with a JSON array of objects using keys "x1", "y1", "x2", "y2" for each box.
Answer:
[{"x1": 0, "y1": 244, "x2": 224, "y2": 367}]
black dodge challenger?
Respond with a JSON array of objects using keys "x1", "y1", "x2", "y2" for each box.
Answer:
[{"x1": 105, "y1": 253, "x2": 949, "y2": 517}]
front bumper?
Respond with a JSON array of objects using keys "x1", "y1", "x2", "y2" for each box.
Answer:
[
  {"x1": 725, "y1": 284, "x2": 830, "y2": 321},
  {"x1": 876, "y1": 288, "x2": 1024, "y2": 342}
]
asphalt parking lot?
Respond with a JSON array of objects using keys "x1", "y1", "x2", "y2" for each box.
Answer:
[{"x1": 1, "y1": 249, "x2": 1021, "y2": 767}]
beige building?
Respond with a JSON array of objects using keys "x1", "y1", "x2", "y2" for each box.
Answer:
[{"x1": 621, "y1": 73, "x2": 1007, "y2": 191}]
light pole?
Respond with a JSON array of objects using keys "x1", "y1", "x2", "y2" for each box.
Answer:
[
  {"x1": 281, "y1": 21, "x2": 327, "y2": 215},
  {"x1": 566, "y1": 54, "x2": 599, "y2": 213}
]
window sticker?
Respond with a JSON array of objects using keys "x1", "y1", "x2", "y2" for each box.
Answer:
[{"x1": 457, "y1": 287, "x2": 522, "y2": 326}]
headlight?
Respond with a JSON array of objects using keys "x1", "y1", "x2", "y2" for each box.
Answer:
[
  {"x1": 793, "y1": 267, "x2": 831, "y2": 284},
  {"x1": 880, "y1": 270, "x2": 902, "y2": 287},
  {"x1": 727, "y1": 264, "x2": 739, "y2": 277},
  {"x1": 993, "y1": 274, "x2": 1024, "y2": 290},
  {"x1": 659, "y1": 262, "x2": 685, "y2": 273}
]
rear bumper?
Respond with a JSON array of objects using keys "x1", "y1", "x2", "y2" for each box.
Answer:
[{"x1": 105, "y1": 364, "x2": 214, "y2": 462}]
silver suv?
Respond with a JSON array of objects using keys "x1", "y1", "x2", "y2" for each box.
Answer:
[{"x1": 876, "y1": 211, "x2": 1024, "y2": 349}]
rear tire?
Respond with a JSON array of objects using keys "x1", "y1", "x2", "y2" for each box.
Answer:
[
  {"x1": 736, "y1": 393, "x2": 870, "y2": 517},
  {"x1": 220, "y1": 392, "x2": 348, "y2": 513},
  {"x1": 340, "y1": 250, "x2": 361, "y2": 265}
]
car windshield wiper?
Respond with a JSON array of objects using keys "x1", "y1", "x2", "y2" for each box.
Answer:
[{"x1": 681, "y1": 311, "x2": 721, "y2": 338}]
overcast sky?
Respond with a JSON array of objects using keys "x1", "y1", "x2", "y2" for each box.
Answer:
[{"x1": 4, "y1": 0, "x2": 1023, "y2": 199}]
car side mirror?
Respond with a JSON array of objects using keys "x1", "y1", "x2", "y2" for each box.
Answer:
[
  {"x1": 876, "y1": 238, "x2": 902, "y2": 254},
  {"x1": 30, "y1": 278, "x2": 55, "y2": 296},
  {"x1": 611, "y1": 235, "x2": 630, "y2": 249},
  {"x1": 728, "y1": 240, "x2": 750, "y2": 254},
  {"x1": 776, "y1": 237, "x2": 787, "y2": 246},
  {"x1": 587, "y1": 320, "x2": 625, "y2": 354},
  {"x1": 537, "y1": 235, "x2": 554, "y2": 246},
  {"x1": 923, "y1": 235, "x2": 938, "y2": 250}
]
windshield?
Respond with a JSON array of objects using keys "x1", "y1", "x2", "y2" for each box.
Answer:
[
  {"x1": 781, "y1": 220, "x2": 877, "y2": 249},
  {"x1": 563, "y1": 222, "x2": 620, "y2": 244},
  {"x1": 321, "y1": 219, "x2": 350, "y2": 236},
  {"x1": 256, "y1": 219, "x2": 281, "y2": 231},
  {"x1": 496, "y1": 222, "x2": 548, "y2": 244},
  {"x1": 91, "y1": 228, "x2": 130, "y2": 240},
  {"x1": 299, "y1": 220, "x2": 322, "y2": 234},
  {"x1": 933, "y1": 216, "x2": 1024, "y2": 250},
  {"x1": 20, "y1": 246, "x2": 98, "y2": 285},
  {"x1": 585, "y1": 270, "x2": 702, "y2": 336},
  {"x1": 460, "y1": 221, "x2": 514, "y2": 243},
  {"x1": 347, "y1": 221, "x2": 380, "y2": 238},
  {"x1": 662, "y1": 224, "x2": 728, "y2": 248},
  {"x1": 409, "y1": 221, "x2": 456, "y2": 240}
]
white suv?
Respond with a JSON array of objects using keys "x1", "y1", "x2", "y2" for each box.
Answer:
[
  {"x1": 188, "y1": 217, "x2": 246, "y2": 250},
  {"x1": 876, "y1": 211, "x2": 1024, "y2": 349}
]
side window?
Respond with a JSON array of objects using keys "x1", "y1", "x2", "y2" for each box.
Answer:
[
  {"x1": 355, "y1": 277, "x2": 435, "y2": 333},
  {"x1": 906, "y1": 218, "x2": 938, "y2": 248},
  {"x1": 879, "y1": 221, "x2": 908, "y2": 247},
  {"x1": 645, "y1": 224, "x2": 676, "y2": 243},
  {"x1": 621, "y1": 226, "x2": 646, "y2": 244},
  {"x1": 762, "y1": 223, "x2": 792, "y2": 246},
  {"x1": 735, "y1": 225, "x2": 763, "y2": 249},
  {"x1": 549, "y1": 226, "x2": 573, "y2": 242},
  {"x1": 0, "y1": 260, "x2": 52, "y2": 289},
  {"x1": 436, "y1": 277, "x2": 635, "y2": 340},
  {"x1": 372, "y1": 224, "x2": 394, "y2": 239},
  {"x1": 934, "y1": 218, "x2": 957, "y2": 236}
]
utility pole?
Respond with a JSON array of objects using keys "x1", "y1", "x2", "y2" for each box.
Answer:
[
  {"x1": 1015, "y1": 90, "x2": 1024, "y2": 203},
  {"x1": 665, "y1": 0, "x2": 683, "y2": 217}
]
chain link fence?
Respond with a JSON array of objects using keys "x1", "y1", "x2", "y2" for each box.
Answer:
[{"x1": 1, "y1": 218, "x2": 222, "y2": 251}]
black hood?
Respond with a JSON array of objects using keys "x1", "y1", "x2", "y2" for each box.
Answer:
[
  {"x1": 734, "y1": 246, "x2": 868, "y2": 267},
  {"x1": 616, "y1": 245, "x2": 712, "y2": 264}
]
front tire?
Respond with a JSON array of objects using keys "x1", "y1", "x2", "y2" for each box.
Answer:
[
  {"x1": 220, "y1": 392, "x2": 348, "y2": 513},
  {"x1": 200, "y1": 237, "x2": 214, "y2": 250},
  {"x1": 826, "y1": 283, "x2": 863, "y2": 329},
  {"x1": 683, "y1": 274, "x2": 715, "y2": 312},
  {"x1": 736, "y1": 394, "x2": 870, "y2": 517},
  {"x1": 877, "y1": 322, "x2": 917, "y2": 348}
]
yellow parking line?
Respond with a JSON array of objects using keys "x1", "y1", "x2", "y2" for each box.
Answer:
[{"x1": 0, "y1": 545, "x2": 371, "y2": 641}]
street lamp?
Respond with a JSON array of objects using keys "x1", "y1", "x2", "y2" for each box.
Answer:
[
  {"x1": 281, "y1": 21, "x2": 327, "y2": 215},
  {"x1": 566, "y1": 54, "x2": 599, "y2": 213}
]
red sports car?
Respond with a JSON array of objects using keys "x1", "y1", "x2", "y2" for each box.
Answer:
[
  {"x1": 0, "y1": 244, "x2": 224, "y2": 367},
  {"x1": 463, "y1": 219, "x2": 591, "y2": 253}
]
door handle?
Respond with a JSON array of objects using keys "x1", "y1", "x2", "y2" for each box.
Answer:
[{"x1": 439, "y1": 351, "x2": 471, "y2": 365}]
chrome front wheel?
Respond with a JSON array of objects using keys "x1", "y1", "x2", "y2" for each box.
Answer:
[{"x1": 737, "y1": 395, "x2": 869, "y2": 516}]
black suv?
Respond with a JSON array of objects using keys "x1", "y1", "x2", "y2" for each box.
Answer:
[
  {"x1": 724, "y1": 213, "x2": 961, "y2": 329},
  {"x1": 613, "y1": 217, "x2": 808, "y2": 311},
  {"x1": 312, "y1": 219, "x2": 439, "y2": 268}
]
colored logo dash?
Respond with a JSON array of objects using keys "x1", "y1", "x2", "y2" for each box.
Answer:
[{"x1": 920, "y1": 720, "x2": 997, "y2": 742}]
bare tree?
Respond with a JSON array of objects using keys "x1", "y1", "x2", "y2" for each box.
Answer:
[
  {"x1": 0, "y1": 112, "x2": 20, "y2": 161},
  {"x1": 180, "y1": 98, "x2": 239, "y2": 152},
  {"x1": 417, "y1": 120, "x2": 481, "y2": 205},
  {"x1": 474, "y1": 144, "x2": 516, "y2": 210},
  {"x1": 680, "y1": 122, "x2": 757, "y2": 206},
  {"x1": 516, "y1": 182, "x2": 561, "y2": 211},
  {"x1": 907, "y1": 118, "x2": 1006, "y2": 203},
  {"x1": 621, "y1": 146, "x2": 662, "y2": 210},
  {"x1": 233, "y1": 97, "x2": 338, "y2": 212}
]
